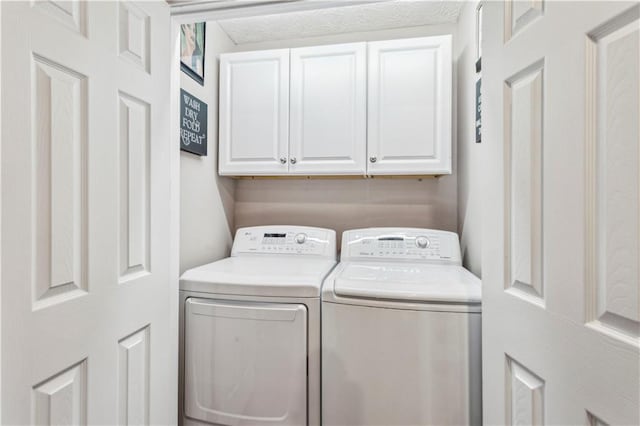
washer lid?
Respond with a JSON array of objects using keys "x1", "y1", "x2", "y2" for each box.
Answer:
[
  {"x1": 180, "y1": 257, "x2": 337, "y2": 297},
  {"x1": 333, "y1": 262, "x2": 481, "y2": 304}
]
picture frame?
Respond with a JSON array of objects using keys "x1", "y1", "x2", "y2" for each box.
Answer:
[
  {"x1": 475, "y1": 2, "x2": 483, "y2": 73},
  {"x1": 180, "y1": 22, "x2": 206, "y2": 86}
]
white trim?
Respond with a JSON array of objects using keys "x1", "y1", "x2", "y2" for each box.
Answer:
[
  {"x1": 170, "y1": 0, "x2": 386, "y2": 22},
  {"x1": 169, "y1": 16, "x2": 181, "y2": 424},
  {"x1": 0, "y1": 2, "x2": 3, "y2": 419}
]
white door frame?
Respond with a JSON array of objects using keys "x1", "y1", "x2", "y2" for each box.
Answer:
[
  {"x1": 170, "y1": 0, "x2": 383, "y2": 20},
  {"x1": 0, "y1": 4, "x2": 3, "y2": 420},
  {"x1": 168, "y1": 14, "x2": 181, "y2": 425}
]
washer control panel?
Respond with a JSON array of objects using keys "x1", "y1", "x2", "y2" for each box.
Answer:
[
  {"x1": 231, "y1": 226, "x2": 337, "y2": 259},
  {"x1": 341, "y1": 228, "x2": 461, "y2": 265}
]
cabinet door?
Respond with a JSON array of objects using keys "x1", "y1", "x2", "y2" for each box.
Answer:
[
  {"x1": 219, "y1": 49, "x2": 289, "y2": 175},
  {"x1": 289, "y1": 43, "x2": 367, "y2": 175},
  {"x1": 367, "y1": 36, "x2": 452, "y2": 175}
]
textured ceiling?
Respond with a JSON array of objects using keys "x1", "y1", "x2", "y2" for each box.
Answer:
[{"x1": 218, "y1": 1, "x2": 464, "y2": 45}]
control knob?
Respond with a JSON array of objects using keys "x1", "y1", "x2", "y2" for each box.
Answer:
[
  {"x1": 415, "y1": 236, "x2": 430, "y2": 249},
  {"x1": 295, "y1": 233, "x2": 307, "y2": 244}
]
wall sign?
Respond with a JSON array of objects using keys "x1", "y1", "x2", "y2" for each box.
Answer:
[
  {"x1": 475, "y1": 78, "x2": 482, "y2": 143},
  {"x1": 180, "y1": 89, "x2": 208, "y2": 156}
]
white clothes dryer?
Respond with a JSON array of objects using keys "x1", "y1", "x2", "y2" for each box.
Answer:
[
  {"x1": 322, "y1": 228, "x2": 482, "y2": 426},
  {"x1": 179, "y1": 226, "x2": 337, "y2": 426}
]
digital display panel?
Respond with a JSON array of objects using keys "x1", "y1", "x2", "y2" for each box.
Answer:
[
  {"x1": 378, "y1": 237, "x2": 404, "y2": 241},
  {"x1": 264, "y1": 233, "x2": 287, "y2": 238}
]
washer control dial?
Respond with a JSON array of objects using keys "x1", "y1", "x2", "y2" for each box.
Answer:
[
  {"x1": 415, "y1": 236, "x2": 430, "y2": 249},
  {"x1": 295, "y1": 233, "x2": 307, "y2": 244}
]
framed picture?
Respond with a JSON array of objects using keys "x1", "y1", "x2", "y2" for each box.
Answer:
[
  {"x1": 475, "y1": 3, "x2": 483, "y2": 73},
  {"x1": 181, "y1": 22, "x2": 206, "y2": 85}
]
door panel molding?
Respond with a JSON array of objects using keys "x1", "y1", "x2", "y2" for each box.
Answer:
[
  {"x1": 585, "y1": 4, "x2": 640, "y2": 347},
  {"x1": 504, "y1": 0, "x2": 544, "y2": 42},
  {"x1": 32, "y1": 359, "x2": 88, "y2": 426},
  {"x1": 32, "y1": 0, "x2": 87, "y2": 37},
  {"x1": 118, "y1": 325, "x2": 150, "y2": 425},
  {"x1": 118, "y1": 1, "x2": 151, "y2": 73},
  {"x1": 31, "y1": 53, "x2": 88, "y2": 311},
  {"x1": 503, "y1": 59, "x2": 545, "y2": 307},
  {"x1": 505, "y1": 356, "x2": 545, "y2": 426},
  {"x1": 118, "y1": 91, "x2": 151, "y2": 284},
  {"x1": 587, "y1": 411, "x2": 610, "y2": 426}
]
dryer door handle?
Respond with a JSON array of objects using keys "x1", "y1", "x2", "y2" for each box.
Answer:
[{"x1": 186, "y1": 298, "x2": 304, "y2": 321}]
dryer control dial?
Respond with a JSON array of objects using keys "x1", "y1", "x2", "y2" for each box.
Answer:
[
  {"x1": 295, "y1": 233, "x2": 307, "y2": 244},
  {"x1": 415, "y1": 236, "x2": 430, "y2": 249}
]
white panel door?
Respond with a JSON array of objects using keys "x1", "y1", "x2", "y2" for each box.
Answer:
[
  {"x1": 1, "y1": 1, "x2": 174, "y2": 424},
  {"x1": 483, "y1": 1, "x2": 639, "y2": 425},
  {"x1": 368, "y1": 36, "x2": 452, "y2": 175},
  {"x1": 219, "y1": 49, "x2": 289, "y2": 176},
  {"x1": 289, "y1": 43, "x2": 366, "y2": 175}
]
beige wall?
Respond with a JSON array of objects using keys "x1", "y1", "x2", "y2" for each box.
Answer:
[
  {"x1": 180, "y1": 22, "x2": 236, "y2": 274},
  {"x1": 235, "y1": 177, "x2": 457, "y2": 247},
  {"x1": 233, "y1": 24, "x2": 459, "y2": 248},
  {"x1": 455, "y1": 1, "x2": 483, "y2": 277}
]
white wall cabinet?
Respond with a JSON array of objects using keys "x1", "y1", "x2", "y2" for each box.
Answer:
[
  {"x1": 367, "y1": 36, "x2": 452, "y2": 175},
  {"x1": 289, "y1": 43, "x2": 367, "y2": 175},
  {"x1": 219, "y1": 49, "x2": 289, "y2": 175},
  {"x1": 218, "y1": 36, "x2": 452, "y2": 177}
]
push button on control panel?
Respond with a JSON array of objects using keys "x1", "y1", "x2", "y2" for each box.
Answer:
[
  {"x1": 295, "y1": 233, "x2": 307, "y2": 244},
  {"x1": 415, "y1": 236, "x2": 430, "y2": 249}
]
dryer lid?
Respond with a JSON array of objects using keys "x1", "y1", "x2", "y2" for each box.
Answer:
[
  {"x1": 333, "y1": 262, "x2": 481, "y2": 304},
  {"x1": 180, "y1": 257, "x2": 337, "y2": 298}
]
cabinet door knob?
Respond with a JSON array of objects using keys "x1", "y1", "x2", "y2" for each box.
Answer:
[
  {"x1": 280, "y1": 157, "x2": 287, "y2": 164},
  {"x1": 290, "y1": 157, "x2": 297, "y2": 164},
  {"x1": 369, "y1": 156, "x2": 377, "y2": 163}
]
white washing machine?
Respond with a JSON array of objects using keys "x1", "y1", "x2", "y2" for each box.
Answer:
[
  {"x1": 179, "y1": 226, "x2": 337, "y2": 426},
  {"x1": 322, "y1": 228, "x2": 482, "y2": 426}
]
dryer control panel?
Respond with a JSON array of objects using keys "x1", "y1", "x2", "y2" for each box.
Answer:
[
  {"x1": 231, "y1": 226, "x2": 337, "y2": 259},
  {"x1": 341, "y1": 228, "x2": 461, "y2": 265}
]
